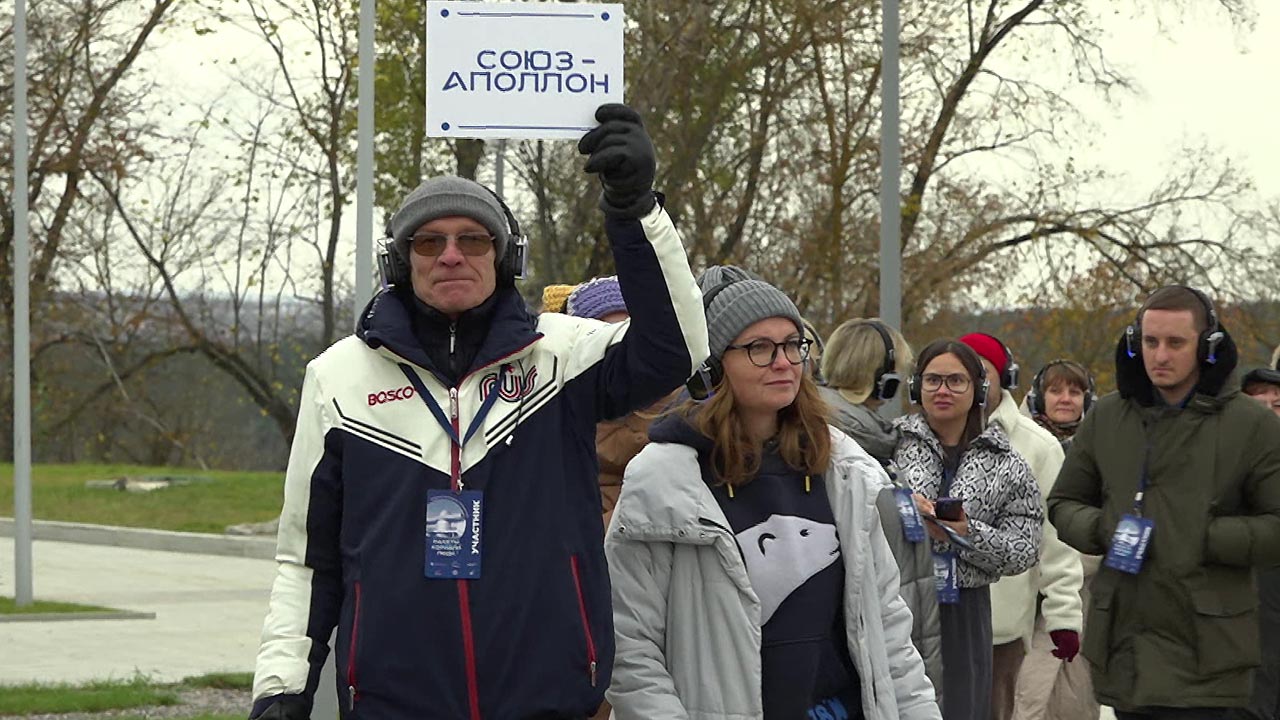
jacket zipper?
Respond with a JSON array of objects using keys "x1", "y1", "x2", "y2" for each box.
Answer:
[
  {"x1": 347, "y1": 581, "x2": 362, "y2": 710},
  {"x1": 400, "y1": 341, "x2": 540, "y2": 720},
  {"x1": 448, "y1": 384, "x2": 482, "y2": 720},
  {"x1": 569, "y1": 555, "x2": 599, "y2": 687}
]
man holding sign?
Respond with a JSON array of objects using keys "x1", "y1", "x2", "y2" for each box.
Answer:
[{"x1": 250, "y1": 104, "x2": 709, "y2": 720}]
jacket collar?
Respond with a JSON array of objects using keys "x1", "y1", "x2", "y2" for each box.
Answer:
[
  {"x1": 1113, "y1": 322, "x2": 1240, "y2": 412},
  {"x1": 897, "y1": 412, "x2": 1012, "y2": 457},
  {"x1": 356, "y1": 287, "x2": 541, "y2": 380},
  {"x1": 988, "y1": 389, "x2": 1023, "y2": 436}
]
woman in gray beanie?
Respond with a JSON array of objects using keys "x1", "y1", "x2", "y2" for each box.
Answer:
[{"x1": 604, "y1": 272, "x2": 940, "y2": 720}]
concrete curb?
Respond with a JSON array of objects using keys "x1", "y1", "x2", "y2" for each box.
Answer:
[
  {"x1": 0, "y1": 610, "x2": 157, "y2": 623},
  {"x1": 0, "y1": 518, "x2": 276, "y2": 560}
]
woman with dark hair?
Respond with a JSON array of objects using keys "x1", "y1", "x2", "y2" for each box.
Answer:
[
  {"x1": 1022, "y1": 359, "x2": 1096, "y2": 447},
  {"x1": 893, "y1": 339, "x2": 1043, "y2": 720},
  {"x1": 605, "y1": 275, "x2": 940, "y2": 720}
]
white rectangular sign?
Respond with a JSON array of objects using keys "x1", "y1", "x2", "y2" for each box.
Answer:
[{"x1": 425, "y1": 1, "x2": 625, "y2": 141}]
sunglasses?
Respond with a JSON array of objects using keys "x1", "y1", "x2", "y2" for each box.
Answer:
[{"x1": 410, "y1": 231, "x2": 495, "y2": 257}]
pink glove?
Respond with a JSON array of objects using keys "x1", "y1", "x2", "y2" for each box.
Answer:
[{"x1": 1050, "y1": 629, "x2": 1080, "y2": 662}]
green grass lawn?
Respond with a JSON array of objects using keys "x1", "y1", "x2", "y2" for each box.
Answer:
[
  {"x1": 112, "y1": 715, "x2": 244, "y2": 720},
  {"x1": 0, "y1": 463, "x2": 283, "y2": 533},
  {"x1": 0, "y1": 677, "x2": 181, "y2": 715},
  {"x1": 0, "y1": 597, "x2": 116, "y2": 614},
  {"x1": 0, "y1": 673, "x2": 252, "y2": 716}
]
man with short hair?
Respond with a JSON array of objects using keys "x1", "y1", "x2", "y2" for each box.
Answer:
[
  {"x1": 249, "y1": 104, "x2": 710, "y2": 720},
  {"x1": 958, "y1": 333, "x2": 1084, "y2": 720},
  {"x1": 1048, "y1": 286, "x2": 1280, "y2": 720}
]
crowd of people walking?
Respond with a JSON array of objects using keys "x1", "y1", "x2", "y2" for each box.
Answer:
[{"x1": 247, "y1": 104, "x2": 1280, "y2": 720}]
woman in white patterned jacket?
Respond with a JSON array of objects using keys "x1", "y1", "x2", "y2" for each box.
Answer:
[{"x1": 892, "y1": 339, "x2": 1043, "y2": 720}]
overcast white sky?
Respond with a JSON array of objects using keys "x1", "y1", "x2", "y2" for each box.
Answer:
[
  {"x1": 140, "y1": 0, "x2": 1279, "y2": 307},
  {"x1": 1081, "y1": 2, "x2": 1279, "y2": 200}
]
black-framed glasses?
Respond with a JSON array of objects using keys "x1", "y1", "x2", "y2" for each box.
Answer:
[
  {"x1": 921, "y1": 372, "x2": 972, "y2": 393},
  {"x1": 725, "y1": 338, "x2": 811, "y2": 368},
  {"x1": 410, "y1": 231, "x2": 495, "y2": 257}
]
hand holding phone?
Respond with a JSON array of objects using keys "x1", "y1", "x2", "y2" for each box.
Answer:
[{"x1": 935, "y1": 497, "x2": 964, "y2": 522}]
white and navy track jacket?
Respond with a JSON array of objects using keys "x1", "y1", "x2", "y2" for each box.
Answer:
[{"x1": 251, "y1": 206, "x2": 708, "y2": 720}]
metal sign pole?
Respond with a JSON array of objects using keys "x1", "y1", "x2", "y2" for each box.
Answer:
[
  {"x1": 878, "y1": 0, "x2": 903, "y2": 418},
  {"x1": 13, "y1": 0, "x2": 35, "y2": 606},
  {"x1": 353, "y1": 0, "x2": 376, "y2": 324}
]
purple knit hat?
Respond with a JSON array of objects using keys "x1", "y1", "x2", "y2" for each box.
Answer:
[{"x1": 567, "y1": 276, "x2": 627, "y2": 320}]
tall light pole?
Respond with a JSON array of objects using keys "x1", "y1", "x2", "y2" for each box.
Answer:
[
  {"x1": 879, "y1": 0, "x2": 903, "y2": 417},
  {"x1": 12, "y1": 0, "x2": 35, "y2": 606},
  {"x1": 353, "y1": 0, "x2": 376, "y2": 325}
]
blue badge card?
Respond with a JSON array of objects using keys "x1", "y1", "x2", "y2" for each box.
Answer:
[
  {"x1": 425, "y1": 489, "x2": 484, "y2": 579},
  {"x1": 933, "y1": 551, "x2": 960, "y2": 604},
  {"x1": 894, "y1": 487, "x2": 926, "y2": 543},
  {"x1": 1104, "y1": 514, "x2": 1154, "y2": 575}
]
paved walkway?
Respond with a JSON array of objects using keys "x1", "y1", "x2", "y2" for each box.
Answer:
[{"x1": 0, "y1": 537, "x2": 276, "y2": 686}]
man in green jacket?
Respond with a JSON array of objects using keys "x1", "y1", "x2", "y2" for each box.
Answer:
[{"x1": 1047, "y1": 285, "x2": 1280, "y2": 720}]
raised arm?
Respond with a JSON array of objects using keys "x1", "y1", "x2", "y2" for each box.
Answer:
[{"x1": 572, "y1": 104, "x2": 709, "y2": 421}]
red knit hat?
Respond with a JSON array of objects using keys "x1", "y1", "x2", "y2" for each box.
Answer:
[{"x1": 959, "y1": 333, "x2": 1008, "y2": 380}]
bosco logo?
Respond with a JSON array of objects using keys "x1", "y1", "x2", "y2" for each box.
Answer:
[{"x1": 368, "y1": 386, "x2": 415, "y2": 406}]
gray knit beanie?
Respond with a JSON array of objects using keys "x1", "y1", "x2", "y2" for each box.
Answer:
[
  {"x1": 387, "y1": 176, "x2": 511, "y2": 260},
  {"x1": 696, "y1": 264, "x2": 762, "y2": 293},
  {"x1": 705, "y1": 279, "x2": 804, "y2": 361}
]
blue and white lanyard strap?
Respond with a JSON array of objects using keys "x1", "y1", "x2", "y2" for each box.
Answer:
[{"x1": 398, "y1": 363, "x2": 507, "y2": 490}]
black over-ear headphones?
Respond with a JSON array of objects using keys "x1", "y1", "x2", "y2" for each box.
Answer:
[
  {"x1": 991, "y1": 335, "x2": 1020, "y2": 390},
  {"x1": 908, "y1": 343, "x2": 991, "y2": 408},
  {"x1": 862, "y1": 321, "x2": 901, "y2": 401},
  {"x1": 686, "y1": 278, "x2": 742, "y2": 401},
  {"x1": 1026, "y1": 359, "x2": 1098, "y2": 417},
  {"x1": 1123, "y1": 285, "x2": 1224, "y2": 365},
  {"x1": 377, "y1": 184, "x2": 529, "y2": 291}
]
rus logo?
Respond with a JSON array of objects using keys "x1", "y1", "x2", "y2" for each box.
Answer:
[{"x1": 368, "y1": 386, "x2": 415, "y2": 406}]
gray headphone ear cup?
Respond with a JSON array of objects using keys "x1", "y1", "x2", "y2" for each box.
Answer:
[
  {"x1": 977, "y1": 378, "x2": 991, "y2": 408},
  {"x1": 379, "y1": 238, "x2": 411, "y2": 289},
  {"x1": 686, "y1": 358, "x2": 722, "y2": 401}
]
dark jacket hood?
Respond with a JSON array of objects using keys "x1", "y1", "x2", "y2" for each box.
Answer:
[
  {"x1": 648, "y1": 410, "x2": 714, "y2": 455},
  {"x1": 355, "y1": 287, "x2": 539, "y2": 381},
  {"x1": 1113, "y1": 321, "x2": 1240, "y2": 409}
]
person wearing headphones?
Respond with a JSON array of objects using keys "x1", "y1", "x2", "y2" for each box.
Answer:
[
  {"x1": 1023, "y1": 359, "x2": 1098, "y2": 447},
  {"x1": 1048, "y1": 285, "x2": 1280, "y2": 720},
  {"x1": 1020, "y1": 357, "x2": 1113, "y2": 720},
  {"x1": 958, "y1": 334, "x2": 1084, "y2": 720},
  {"x1": 892, "y1": 339, "x2": 1043, "y2": 720},
  {"x1": 248, "y1": 104, "x2": 710, "y2": 720},
  {"x1": 605, "y1": 272, "x2": 940, "y2": 720},
  {"x1": 820, "y1": 319, "x2": 944, "y2": 700}
]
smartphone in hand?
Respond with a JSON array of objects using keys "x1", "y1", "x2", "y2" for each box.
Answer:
[{"x1": 935, "y1": 497, "x2": 964, "y2": 522}]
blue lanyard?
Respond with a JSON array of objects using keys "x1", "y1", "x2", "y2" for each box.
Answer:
[
  {"x1": 398, "y1": 363, "x2": 506, "y2": 461},
  {"x1": 1133, "y1": 432, "x2": 1154, "y2": 517}
]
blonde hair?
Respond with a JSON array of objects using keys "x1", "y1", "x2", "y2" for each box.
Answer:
[
  {"x1": 823, "y1": 319, "x2": 914, "y2": 395},
  {"x1": 680, "y1": 372, "x2": 831, "y2": 488}
]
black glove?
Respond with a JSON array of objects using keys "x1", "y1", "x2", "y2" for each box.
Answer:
[
  {"x1": 577, "y1": 103, "x2": 657, "y2": 219},
  {"x1": 251, "y1": 695, "x2": 310, "y2": 720}
]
